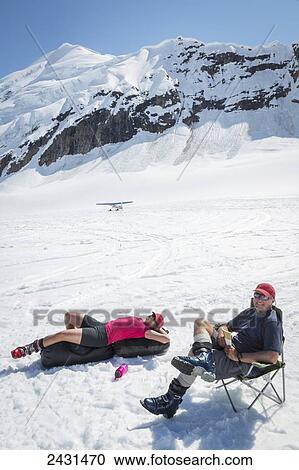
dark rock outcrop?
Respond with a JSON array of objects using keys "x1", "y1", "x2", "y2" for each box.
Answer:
[
  {"x1": 246, "y1": 62, "x2": 288, "y2": 75},
  {"x1": 6, "y1": 124, "x2": 59, "y2": 175},
  {"x1": 226, "y1": 85, "x2": 292, "y2": 112},
  {"x1": 0, "y1": 152, "x2": 13, "y2": 177},
  {"x1": 52, "y1": 108, "x2": 74, "y2": 122},
  {"x1": 292, "y1": 43, "x2": 299, "y2": 61},
  {"x1": 39, "y1": 92, "x2": 179, "y2": 166}
]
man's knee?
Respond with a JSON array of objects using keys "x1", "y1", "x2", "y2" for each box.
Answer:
[
  {"x1": 194, "y1": 318, "x2": 211, "y2": 328},
  {"x1": 194, "y1": 318, "x2": 213, "y2": 336}
]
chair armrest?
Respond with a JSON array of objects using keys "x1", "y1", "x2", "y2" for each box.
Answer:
[{"x1": 252, "y1": 360, "x2": 283, "y2": 369}]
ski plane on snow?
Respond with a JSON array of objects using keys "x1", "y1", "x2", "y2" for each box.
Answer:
[{"x1": 96, "y1": 201, "x2": 134, "y2": 211}]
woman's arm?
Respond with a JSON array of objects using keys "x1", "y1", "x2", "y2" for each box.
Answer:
[{"x1": 145, "y1": 329, "x2": 170, "y2": 344}]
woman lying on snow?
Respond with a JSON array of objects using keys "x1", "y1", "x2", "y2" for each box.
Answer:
[{"x1": 11, "y1": 312, "x2": 169, "y2": 359}]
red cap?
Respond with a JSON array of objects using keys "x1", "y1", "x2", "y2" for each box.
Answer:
[
  {"x1": 152, "y1": 312, "x2": 164, "y2": 329},
  {"x1": 254, "y1": 283, "x2": 276, "y2": 299}
]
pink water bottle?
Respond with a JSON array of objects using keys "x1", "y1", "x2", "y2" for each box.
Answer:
[{"x1": 115, "y1": 363, "x2": 128, "y2": 380}]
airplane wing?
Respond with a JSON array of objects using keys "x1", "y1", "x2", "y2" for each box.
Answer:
[{"x1": 96, "y1": 201, "x2": 133, "y2": 206}]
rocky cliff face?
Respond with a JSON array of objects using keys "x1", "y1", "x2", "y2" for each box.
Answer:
[{"x1": 0, "y1": 38, "x2": 298, "y2": 178}]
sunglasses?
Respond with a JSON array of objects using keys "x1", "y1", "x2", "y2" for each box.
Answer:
[{"x1": 254, "y1": 291, "x2": 271, "y2": 301}]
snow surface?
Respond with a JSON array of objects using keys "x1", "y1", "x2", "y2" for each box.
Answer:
[{"x1": 0, "y1": 134, "x2": 299, "y2": 449}]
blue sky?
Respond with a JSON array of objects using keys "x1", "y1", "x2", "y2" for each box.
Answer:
[{"x1": 1, "y1": 0, "x2": 298, "y2": 78}]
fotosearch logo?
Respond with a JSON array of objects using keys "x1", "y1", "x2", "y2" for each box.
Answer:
[{"x1": 32, "y1": 307, "x2": 240, "y2": 327}]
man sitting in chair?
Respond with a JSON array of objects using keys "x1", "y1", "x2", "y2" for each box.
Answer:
[{"x1": 141, "y1": 283, "x2": 283, "y2": 418}]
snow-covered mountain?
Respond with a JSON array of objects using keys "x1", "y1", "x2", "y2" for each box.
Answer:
[{"x1": 0, "y1": 37, "x2": 298, "y2": 179}]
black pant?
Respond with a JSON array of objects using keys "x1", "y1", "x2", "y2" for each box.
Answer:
[{"x1": 80, "y1": 315, "x2": 108, "y2": 348}]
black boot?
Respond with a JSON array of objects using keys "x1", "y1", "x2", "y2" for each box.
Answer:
[
  {"x1": 140, "y1": 378, "x2": 188, "y2": 419},
  {"x1": 171, "y1": 341, "x2": 216, "y2": 382}
]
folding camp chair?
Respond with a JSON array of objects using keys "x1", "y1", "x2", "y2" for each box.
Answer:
[{"x1": 216, "y1": 305, "x2": 286, "y2": 413}]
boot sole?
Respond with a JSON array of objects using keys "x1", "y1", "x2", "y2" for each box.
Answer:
[{"x1": 171, "y1": 357, "x2": 215, "y2": 383}]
